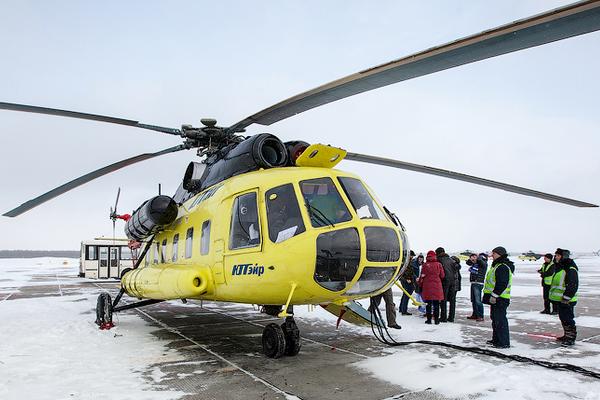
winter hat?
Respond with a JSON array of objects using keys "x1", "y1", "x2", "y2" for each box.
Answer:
[
  {"x1": 555, "y1": 248, "x2": 563, "y2": 256},
  {"x1": 492, "y1": 246, "x2": 507, "y2": 256},
  {"x1": 544, "y1": 253, "x2": 553, "y2": 260},
  {"x1": 435, "y1": 247, "x2": 445, "y2": 255},
  {"x1": 562, "y1": 249, "x2": 571, "y2": 259},
  {"x1": 427, "y1": 250, "x2": 436, "y2": 257},
  {"x1": 410, "y1": 250, "x2": 416, "y2": 257}
]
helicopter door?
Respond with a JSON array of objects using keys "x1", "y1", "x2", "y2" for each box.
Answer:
[
  {"x1": 109, "y1": 247, "x2": 120, "y2": 278},
  {"x1": 98, "y1": 246, "x2": 109, "y2": 279},
  {"x1": 224, "y1": 190, "x2": 262, "y2": 281}
]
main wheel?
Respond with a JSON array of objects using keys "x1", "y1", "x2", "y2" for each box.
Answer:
[
  {"x1": 95, "y1": 292, "x2": 113, "y2": 328},
  {"x1": 262, "y1": 323, "x2": 286, "y2": 358},
  {"x1": 281, "y1": 318, "x2": 301, "y2": 356}
]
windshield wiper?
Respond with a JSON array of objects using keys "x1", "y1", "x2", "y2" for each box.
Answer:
[{"x1": 305, "y1": 202, "x2": 335, "y2": 228}]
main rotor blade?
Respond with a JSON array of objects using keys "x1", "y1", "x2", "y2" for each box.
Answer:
[
  {"x1": 3, "y1": 145, "x2": 187, "y2": 217},
  {"x1": 344, "y1": 152, "x2": 598, "y2": 208},
  {"x1": 228, "y1": 0, "x2": 600, "y2": 132},
  {"x1": 0, "y1": 102, "x2": 181, "y2": 136}
]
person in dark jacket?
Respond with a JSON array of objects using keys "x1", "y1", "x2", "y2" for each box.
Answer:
[
  {"x1": 399, "y1": 251, "x2": 422, "y2": 315},
  {"x1": 483, "y1": 246, "x2": 515, "y2": 348},
  {"x1": 418, "y1": 250, "x2": 445, "y2": 324},
  {"x1": 466, "y1": 253, "x2": 488, "y2": 321},
  {"x1": 538, "y1": 253, "x2": 557, "y2": 314},
  {"x1": 550, "y1": 248, "x2": 579, "y2": 346},
  {"x1": 436, "y1": 247, "x2": 457, "y2": 322}
]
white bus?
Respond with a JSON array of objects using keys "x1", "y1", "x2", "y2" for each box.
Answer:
[{"x1": 79, "y1": 238, "x2": 137, "y2": 279}]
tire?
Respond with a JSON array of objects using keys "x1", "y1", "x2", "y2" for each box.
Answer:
[
  {"x1": 95, "y1": 292, "x2": 113, "y2": 326},
  {"x1": 262, "y1": 323, "x2": 286, "y2": 358},
  {"x1": 281, "y1": 319, "x2": 301, "y2": 356}
]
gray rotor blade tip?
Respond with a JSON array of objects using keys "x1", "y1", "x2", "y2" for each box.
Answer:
[
  {"x1": 3, "y1": 145, "x2": 187, "y2": 217},
  {"x1": 344, "y1": 152, "x2": 598, "y2": 208}
]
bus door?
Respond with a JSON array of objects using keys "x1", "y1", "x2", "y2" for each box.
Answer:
[
  {"x1": 109, "y1": 247, "x2": 120, "y2": 278},
  {"x1": 98, "y1": 247, "x2": 109, "y2": 279}
]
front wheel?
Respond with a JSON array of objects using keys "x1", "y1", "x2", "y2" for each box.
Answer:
[{"x1": 262, "y1": 323, "x2": 286, "y2": 358}]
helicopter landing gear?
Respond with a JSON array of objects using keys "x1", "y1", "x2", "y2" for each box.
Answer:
[
  {"x1": 262, "y1": 323, "x2": 286, "y2": 358},
  {"x1": 95, "y1": 292, "x2": 114, "y2": 330},
  {"x1": 281, "y1": 316, "x2": 301, "y2": 356},
  {"x1": 262, "y1": 313, "x2": 301, "y2": 358}
]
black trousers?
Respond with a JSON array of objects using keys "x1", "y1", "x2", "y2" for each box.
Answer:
[
  {"x1": 490, "y1": 298, "x2": 510, "y2": 347},
  {"x1": 440, "y1": 284, "x2": 456, "y2": 321},
  {"x1": 425, "y1": 300, "x2": 440, "y2": 321},
  {"x1": 399, "y1": 279, "x2": 415, "y2": 313},
  {"x1": 558, "y1": 301, "x2": 576, "y2": 327}
]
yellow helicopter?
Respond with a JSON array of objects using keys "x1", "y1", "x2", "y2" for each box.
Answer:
[{"x1": 2, "y1": 0, "x2": 599, "y2": 358}]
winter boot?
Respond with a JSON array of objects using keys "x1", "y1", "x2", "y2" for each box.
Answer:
[
  {"x1": 425, "y1": 314, "x2": 432, "y2": 324},
  {"x1": 434, "y1": 314, "x2": 440, "y2": 325},
  {"x1": 562, "y1": 326, "x2": 577, "y2": 346},
  {"x1": 556, "y1": 323, "x2": 567, "y2": 342}
]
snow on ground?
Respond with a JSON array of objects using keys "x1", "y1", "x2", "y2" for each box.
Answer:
[
  {"x1": 0, "y1": 259, "x2": 184, "y2": 400},
  {"x1": 1, "y1": 256, "x2": 599, "y2": 399}
]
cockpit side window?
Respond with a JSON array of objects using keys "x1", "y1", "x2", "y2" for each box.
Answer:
[
  {"x1": 299, "y1": 178, "x2": 351, "y2": 227},
  {"x1": 229, "y1": 192, "x2": 261, "y2": 250},
  {"x1": 266, "y1": 184, "x2": 306, "y2": 243},
  {"x1": 338, "y1": 177, "x2": 386, "y2": 220}
]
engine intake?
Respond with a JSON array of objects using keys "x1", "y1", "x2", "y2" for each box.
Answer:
[{"x1": 124, "y1": 195, "x2": 178, "y2": 241}]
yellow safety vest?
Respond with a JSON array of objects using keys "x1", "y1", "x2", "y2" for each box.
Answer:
[
  {"x1": 483, "y1": 262, "x2": 512, "y2": 299},
  {"x1": 549, "y1": 266, "x2": 578, "y2": 303}
]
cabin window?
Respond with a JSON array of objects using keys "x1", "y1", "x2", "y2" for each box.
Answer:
[
  {"x1": 161, "y1": 239, "x2": 167, "y2": 263},
  {"x1": 201, "y1": 220, "x2": 211, "y2": 255},
  {"x1": 229, "y1": 192, "x2": 261, "y2": 250},
  {"x1": 345, "y1": 267, "x2": 396, "y2": 295},
  {"x1": 266, "y1": 184, "x2": 306, "y2": 243},
  {"x1": 153, "y1": 242, "x2": 159, "y2": 264},
  {"x1": 185, "y1": 228, "x2": 193, "y2": 258},
  {"x1": 314, "y1": 228, "x2": 360, "y2": 291},
  {"x1": 172, "y1": 234, "x2": 179, "y2": 262},
  {"x1": 85, "y1": 245, "x2": 97, "y2": 261},
  {"x1": 300, "y1": 177, "x2": 351, "y2": 227},
  {"x1": 338, "y1": 177, "x2": 386, "y2": 220},
  {"x1": 121, "y1": 247, "x2": 133, "y2": 260}
]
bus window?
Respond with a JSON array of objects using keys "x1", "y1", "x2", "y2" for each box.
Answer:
[
  {"x1": 172, "y1": 234, "x2": 179, "y2": 262},
  {"x1": 121, "y1": 247, "x2": 133, "y2": 260},
  {"x1": 185, "y1": 228, "x2": 193, "y2": 258},
  {"x1": 201, "y1": 221, "x2": 211, "y2": 255},
  {"x1": 85, "y1": 245, "x2": 97, "y2": 261},
  {"x1": 229, "y1": 193, "x2": 260, "y2": 250},
  {"x1": 161, "y1": 239, "x2": 167, "y2": 263}
]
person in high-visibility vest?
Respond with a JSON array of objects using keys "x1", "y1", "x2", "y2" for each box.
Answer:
[
  {"x1": 482, "y1": 246, "x2": 515, "y2": 349},
  {"x1": 550, "y1": 248, "x2": 579, "y2": 346},
  {"x1": 537, "y1": 253, "x2": 557, "y2": 314}
]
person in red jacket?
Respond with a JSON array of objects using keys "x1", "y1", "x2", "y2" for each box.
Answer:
[{"x1": 418, "y1": 250, "x2": 446, "y2": 325}]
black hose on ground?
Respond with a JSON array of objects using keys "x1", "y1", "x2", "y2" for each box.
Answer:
[{"x1": 368, "y1": 298, "x2": 600, "y2": 380}]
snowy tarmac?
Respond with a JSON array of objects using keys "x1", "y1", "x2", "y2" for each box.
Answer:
[{"x1": 1, "y1": 257, "x2": 599, "y2": 400}]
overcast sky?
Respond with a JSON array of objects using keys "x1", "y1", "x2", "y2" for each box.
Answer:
[{"x1": 1, "y1": 1, "x2": 599, "y2": 254}]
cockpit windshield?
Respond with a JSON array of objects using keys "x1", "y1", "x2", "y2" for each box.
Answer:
[
  {"x1": 300, "y1": 178, "x2": 351, "y2": 227},
  {"x1": 338, "y1": 177, "x2": 385, "y2": 220},
  {"x1": 266, "y1": 184, "x2": 306, "y2": 243}
]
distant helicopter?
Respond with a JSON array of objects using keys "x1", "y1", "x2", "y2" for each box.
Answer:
[
  {"x1": 456, "y1": 250, "x2": 478, "y2": 261},
  {"x1": 2, "y1": 1, "x2": 599, "y2": 358},
  {"x1": 518, "y1": 251, "x2": 544, "y2": 261}
]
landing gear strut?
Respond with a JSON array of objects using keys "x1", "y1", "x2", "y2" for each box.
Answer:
[
  {"x1": 261, "y1": 306, "x2": 301, "y2": 358},
  {"x1": 95, "y1": 290, "x2": 163, "y2": 330}
]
